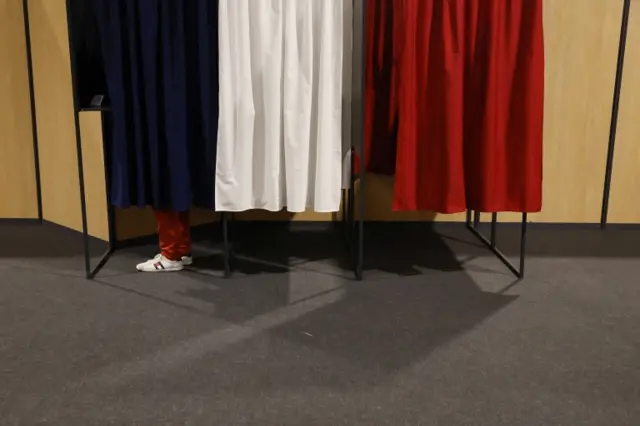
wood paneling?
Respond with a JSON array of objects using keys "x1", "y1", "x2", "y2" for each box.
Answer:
[
  {"x1": 79, "y1": 111, "x2": 109, "y2": 240},
  {"x1": 608, "y1": 0, "x2": 640, "y2": 224},
  {"x1": 28, "y1": 0, "x2": 115, "y2": 239},
  {"x1": 530, "y1": 0, "x2": 623, "y2": 223},
  {"x1": 0, "y1": 0, "x2": 38, "y2": 219},
  {"x1": 28, "y1": 0, "x2": 82, "y2": 230}
]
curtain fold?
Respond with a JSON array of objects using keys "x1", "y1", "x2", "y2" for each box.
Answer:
[
  {"x1": 94, "y1": 0, "x2": 218, "y2": 211},
  {"x1": 361, "y1": 0, "x2": 399, "y2": 176},
  {"x1": 67, "y1": 0, "x2": 107, "y2": 109},
  {"x1": 216, "y1": 0, "x2": 346, "y2": 213},
  {"x1": 394, "y1": 0, "x2": 468, "y2": 213},
  {"x1": 463, "y1": 0, "x2": 545, "y2": 213},
  {"x1": 365, "y1": 0, "x2": 544, "y2": 213}
]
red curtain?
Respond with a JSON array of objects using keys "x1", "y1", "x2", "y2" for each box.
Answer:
[
  {"x1": 364, "y1": 0, "x2": 544, "y2": 213},
  {"x1": 361, "y1": 0, "x2": 399, "y2": 175}
]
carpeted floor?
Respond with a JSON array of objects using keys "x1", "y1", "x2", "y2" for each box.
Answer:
[{"x1": 0, "y1": 221, "x2": 639, "y2": 425}]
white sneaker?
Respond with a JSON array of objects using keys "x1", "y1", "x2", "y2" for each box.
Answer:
[{"x1": 136, "y1": 254, "x2": 192, "y2": 272}]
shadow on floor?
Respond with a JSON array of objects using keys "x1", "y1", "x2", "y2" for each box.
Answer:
[
  {"x1": 0, "y1": 222, "x2": 106, "y2": 259},
  {"x1": 151, "y1": 277, "x2": 517, "y2": 392},
  {"x1": 219, "y1": 221, "x2": 470, "y2": 277},
  {"x1": 3, "y1": 220, "x2": 640, "y2": 264},
  {"x1": 174, "y1": 225, "x2": 517, "y2": 386},
  {"x1": 436, "y1": 222, "x2": 640, "y2": 259}
]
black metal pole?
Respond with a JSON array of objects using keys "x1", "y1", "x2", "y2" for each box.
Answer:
[
  {"x1": 350, "y1": 153, "x2": 359, "y2": 275},
  {"x1": 342, "y1": 189, "x2": 347, "y2": 226},
  {"x1": 345, "y1": 169, "x2": 353, "y2": 250},
  {"x1": 519, "y1": 213, "x2": 528, "y2": 277},
  {"x1": 466, "y1": 209, "x2": 527, "y2": 279},
  {"x1": 84, "y1": 111, "x2": 116, "y2": 280},
  {"x1": 222, "y1": 212, "x2": 231, "y2": 278},
  {"x1": 349, "y1": 149, "x2": 356, "y2": 239},
  {"x1": 65, "y1": 0, "x2": 92, "y2": 278},
  {"x1": 22, "y1": 0, "x2": 43, "y2": 222},
  {"x1": 356, "y1": 0, "x2": 366, "y2": 281},
  {"x1": 100, "y1": 110, "x2": 117, "y2": 249},
  {"x1": 490, "y1": 212, "x2": 498, "y2": 248},
  {"x1": 601, "y1": 0, "x2": 631, "y2": 228},
  {"x1": 357, "y1": 159, "x2": 364, "y2": 280}
]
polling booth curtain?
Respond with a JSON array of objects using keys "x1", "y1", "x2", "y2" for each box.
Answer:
[
  {"x1": 67, "y1": 0, "x2": 107, "y2": 109},
  {"x1": 361, "y1": 0, "x2": 399, "y2": 176},
  {"x1": 216, "y1": 0, "x2": 346, "y2": 213},
  {"x1": 94, "y1": 0, "x2": 219, "y2": 211},
  {"x1": 365, "y1": 0, "x2": 544, "y2": 213}
]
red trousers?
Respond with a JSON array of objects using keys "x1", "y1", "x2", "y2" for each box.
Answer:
[{"x1": 154, "y1": 210, "x2": 191, "y2": 261}]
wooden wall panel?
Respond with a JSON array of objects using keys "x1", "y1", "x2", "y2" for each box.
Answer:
[
  {"x1": 28, "y1": 0, "x2": 82, "y2": 230},
  {"x1": 528, "y1": 0, "x2": 623, "y2": 224},
  {"x1": 28, "y1": 0, "x2": 110, "y2": 238},
  {"x1": 79, "y1": 111, "x2": 109, "y2": 240},
  {"x1": 492, "y1": 0, "x2": 623, "y2": 223},
  {"x1": 0, "y1": 0, "x2": 38, "y2": 219},
  {"x1": 607, "y1": 0, "x2": 640, "y2": 224}
]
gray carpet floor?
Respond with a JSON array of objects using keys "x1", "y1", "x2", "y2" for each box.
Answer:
[{"x1": 0, "y1": 222, "x2": 639, "y2": 426}]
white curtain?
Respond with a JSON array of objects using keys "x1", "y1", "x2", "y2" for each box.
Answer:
[{"x1": 216, "y1": 0, "x2": 348, "y2": 213}]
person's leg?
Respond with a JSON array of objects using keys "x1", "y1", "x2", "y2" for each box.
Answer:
[
  {"x1": 157, "y1": 210, "x2": 192, "y2": 261},
  {"x1": 136, "y1": 210, "x2": 192, "y2": 272},
  {"x1": 177, "y1": 211, "x2": 192, "y2": 261}
]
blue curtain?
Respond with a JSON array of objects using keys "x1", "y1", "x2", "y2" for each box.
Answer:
[{"x1": 94, "y1": 0, "x2": 218, "y2": 211}]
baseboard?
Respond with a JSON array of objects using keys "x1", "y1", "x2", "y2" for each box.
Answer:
[
  {"x1": 0, "y1": 218, "x2": 42, "y2": 224},
  {"x1": 223, "y1": 219, "x2": 638, "y2": 228},
  {"x1": 221, "y1": 220, "x2": 640, "y2": 236},
  {"x1": 3, "y1": 218, "x2": 639, "y2": 243},
  {"x1": 463, "y1": 221, "x2": 640, "y2": 230}
]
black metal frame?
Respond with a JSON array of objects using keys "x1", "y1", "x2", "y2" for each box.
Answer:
[
  {"x1": 82, "y1": 100, "x2": 118, "y2": 279},
  {"x1": 220, "y1": 152, "x2": 365, "y2": 281},
  {"x1": 340, "y1": 0, "x2": 366, "y2": 280},
  {"x1": 601, "y1": 0, "x2": 631, "y2": 228},
  {"x1": 72, "y1": 92, "x2": 117, "y2": 280},
  {"x1": 338, "y1": 172, "x2": 358, "y2": 274},
  {"x1": 351, "y1": 0, "x2": 366, "y2": 281},
  {"x1": 221, "y1": 212, "x2": 232, "y2": 278},
  {"x1": 344, "y1": 145, "x2": 365, "y2": 280},
  {"x1": 64, "y1": 0, "x2": 117, "y2": 278},
  {"x1": 356, "y1": 0, "x2": 366, "y2": 280},
  {"x1": 466, "y1": 211, "x2": 528, "y2": 279}
]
